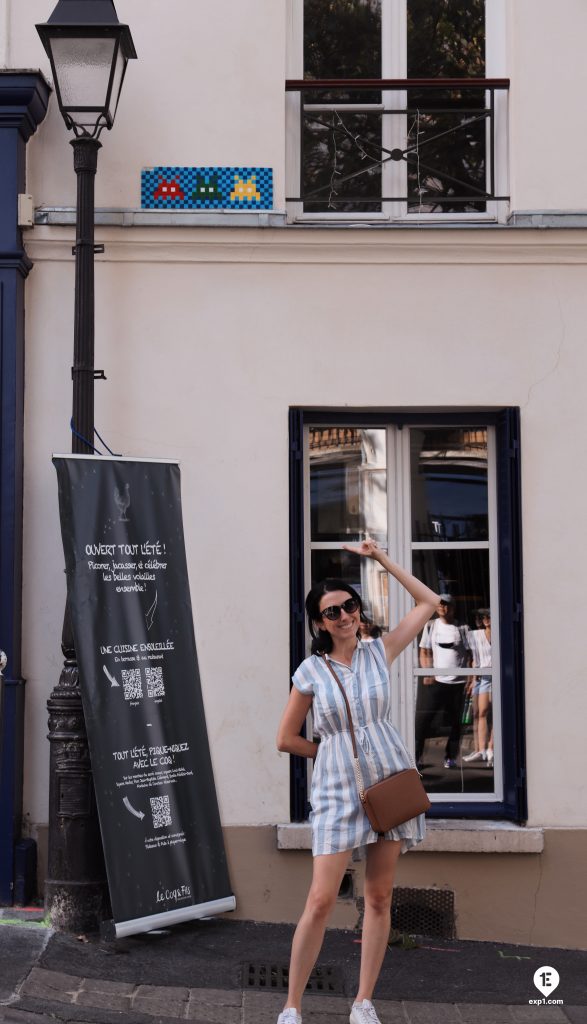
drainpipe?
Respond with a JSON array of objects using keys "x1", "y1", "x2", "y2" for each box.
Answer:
[{"x1": 0, "y1": 71, "x2": 51, "y2": 904}]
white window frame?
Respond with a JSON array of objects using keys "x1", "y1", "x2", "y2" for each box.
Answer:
[
  {"x1": 303, "y1": 421, "x2": 502, "y2": 804},
  {"x1": 286, "y1": 0, "x2": 509, "y2": 224}
]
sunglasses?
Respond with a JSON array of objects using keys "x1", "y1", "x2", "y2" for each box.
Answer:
[{"x1": 319, "y1": 597, "x2": 360, "y2": 621}]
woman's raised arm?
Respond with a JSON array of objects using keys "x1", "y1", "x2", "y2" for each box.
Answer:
[{"x1": 343, "y1": 540, "x2": 440, "y2": 665}]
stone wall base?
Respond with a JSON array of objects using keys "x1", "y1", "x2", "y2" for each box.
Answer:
[{"x1": 31, "y1": 823, "x2": 587, "y2": 949}]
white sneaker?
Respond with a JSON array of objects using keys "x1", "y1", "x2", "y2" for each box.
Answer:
[
  {"x1": 463, "y1": 750, "x2": 485, "y2": 762},
  {"x1": 277, "y1": 1009, "x2": 302, "y2": 1024},
  {"x1": 350, "y1": 999, "x2": 381, "y2": 1024}
]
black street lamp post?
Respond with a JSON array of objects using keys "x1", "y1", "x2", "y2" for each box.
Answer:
[{"x1": 36, "y1": 0, "x2": 136, "y2": 932}]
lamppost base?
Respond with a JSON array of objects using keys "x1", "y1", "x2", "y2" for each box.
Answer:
[
  {"x1": 45, "y1": 879, "x2": 109, "y2": 933},
  {"x1": 46, "y1": 633, "x2": 108, "y2": 933}
]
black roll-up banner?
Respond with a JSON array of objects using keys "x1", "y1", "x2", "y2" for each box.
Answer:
[{"x1": 53, "y1": 455, "x2": 235, "y2": 938}]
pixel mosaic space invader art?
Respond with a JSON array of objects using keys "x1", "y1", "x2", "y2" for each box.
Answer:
[{"x1": 141, "y1": 167, "x2": 273, "y2": 210}]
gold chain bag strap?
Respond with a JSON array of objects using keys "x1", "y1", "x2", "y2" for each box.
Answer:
[{"x1": 322, "y1": 654, "x2": 431, "y2": 833}]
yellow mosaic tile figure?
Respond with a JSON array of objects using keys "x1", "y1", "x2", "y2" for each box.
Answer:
[{"x1": 230, "y1": 174, "x2": 261, "y2": 202}]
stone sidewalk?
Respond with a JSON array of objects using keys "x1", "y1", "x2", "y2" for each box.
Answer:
[
  {"x1": 3, "y1": 966, "x2": 586, "y2": 1024},
  {"x1": 2, "y1": 918, "x2": 587, "y2": 1024}
]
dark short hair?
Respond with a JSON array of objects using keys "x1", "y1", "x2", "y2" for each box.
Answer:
[{"x1": 305, "y1": 578, "x2": 381, "y2": 655}]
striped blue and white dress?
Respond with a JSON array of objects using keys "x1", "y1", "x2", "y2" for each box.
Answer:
[{"x1": 293, "y1": 638, "x2": 426, "y2": 858}]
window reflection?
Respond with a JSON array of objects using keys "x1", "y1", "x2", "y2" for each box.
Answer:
[
  {"x1": 306, "y1": 421, "x2": 498, "y2": 799},
  {"x1": 304, "y1": 0, "x2": 382, "y2": 87},
  {"x1": 411, "y1": 547, "x2": 493, "y2": 794},
  {"x1": 407, "y1": 0, "x2": 485, "y2": 80},
  {"x1": 413, "y1": 661, "x2": 495, "y2": 795},
  {"x1": 416, "y1": 594, "x2": 472, "y2": 779},
  {"x1": 309, "y1": 427, "x2": 388, "y2": 628},
  {"x1": 411, "y1": 548, "x2": 490, "y2": 629},
  {"x1": 407, "y1": 0, "x2": 486, "y2": 214},
  {"x1": 310, "y1": 549, "x2": 389, "y2": 629},
  {"x1": 302, "y1": 112, "x2": 383, "y2": 214},
  {"x1": 310, "y1": 427, "x2": 387, "y2": 542},
  {"x1": 411, "y1": 428, "x2": 488, "y2": 542}
]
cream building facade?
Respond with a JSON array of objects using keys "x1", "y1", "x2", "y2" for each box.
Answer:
[{"x1": 1, "y1": 0, "x2": 586, "y2": 948}]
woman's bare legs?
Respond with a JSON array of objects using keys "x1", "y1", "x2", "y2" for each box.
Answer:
[
  {"x1": 355, "y1": 838, "x2": 402, "y2": 1003},
  {"x1": 283, "y1": 850, "x2": 351, "y2": 1011}
]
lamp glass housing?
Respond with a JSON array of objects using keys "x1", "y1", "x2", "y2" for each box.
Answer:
[{"x1": 47, "y1": 30, "x2": 126, "y2": 134}]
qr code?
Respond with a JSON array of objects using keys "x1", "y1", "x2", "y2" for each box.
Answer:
[
  {"x1": 122, "y1": 668, "x2": 143, "y2": 701},
  {"x1": 145, "y1": 665, "x2": 165, "y2": 698},
  {"x1": 150, "y1": 795, "x2": 171, "y2": 829}
]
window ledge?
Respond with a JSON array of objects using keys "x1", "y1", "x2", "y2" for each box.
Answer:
[
  {"x1": 276, "y1": 820, "x2": 544, "y2": 854},
  {"x1": 32, "y1": 207, "x2": 587, "y2": 231},
  {"x1": 33, "y1": 207, "x2": 288, "y2": 229}
]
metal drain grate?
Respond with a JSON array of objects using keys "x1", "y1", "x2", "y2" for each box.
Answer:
[
  {"x1": 244, "y1": 962, "x2": 345, "y2": 995},
  {"x1": 391, "y1": 886, "x2": 455, "y2": 939}
]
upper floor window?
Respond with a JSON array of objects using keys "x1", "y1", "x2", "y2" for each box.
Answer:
[{"x1": 286, "y1": 0, "x2": 509, "y2": 220}]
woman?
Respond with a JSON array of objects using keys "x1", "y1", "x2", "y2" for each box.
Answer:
[
  {"x1": 463, "y1": 608, "x2": 493, "y2": 766},
  {"x1": 276, "y1": 540, "x2": 439, "y2": 1024}
]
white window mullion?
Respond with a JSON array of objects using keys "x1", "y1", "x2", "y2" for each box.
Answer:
[
  {"x1": 399, "y1": 425, "x2": 415, "y2": 748},
  {"x1": 286, "y1": 0, "x2": 303, "y2": 222},
  {"x1": 485, "y1": 0, "x2": 509, "y2": 223},
  {"x1": 380, "y1": 0, "x2": 393, "y2": 221},
  {"x1": 383, "y1": 0, "x2": 407, "y2": 220},
  {"x1": 388, "y1": 425, "x2": 414, "y2": 745}
]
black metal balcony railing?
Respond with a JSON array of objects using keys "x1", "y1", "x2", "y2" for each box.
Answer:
[{"x1": 286, "y1": 78, "x2": 510, "y2": 214}]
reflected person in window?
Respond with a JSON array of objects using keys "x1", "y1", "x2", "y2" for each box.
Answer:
[
  {"x1": 463, "y1": 609, "x2": 493, "y2": 766},
  {"x1": 416, "y1": 595, "x2": 471, "y2": 770},
  {"x1": 276, "y1": 540, "x2": 439, "y2": 1024}
]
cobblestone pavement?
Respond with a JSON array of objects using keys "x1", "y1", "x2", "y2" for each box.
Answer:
[{"x1": 2, "y1": 967, "x2": 586, "y2": 1024}]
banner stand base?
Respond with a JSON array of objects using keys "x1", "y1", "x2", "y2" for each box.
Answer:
[{"x1": 100, "y1": 895, "x2": 236, "y2": 941}]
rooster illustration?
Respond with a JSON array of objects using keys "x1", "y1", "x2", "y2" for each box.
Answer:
[{"x1": 114, "y1": 483, "x2": 130, "y2": 522}]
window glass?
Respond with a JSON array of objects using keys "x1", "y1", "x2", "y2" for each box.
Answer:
[
  {"x1": 410, "y1": 426, "x2": 494, "y2": 796},
  {"x1": 405, "y1": 102, "x2": 488, "y2": 214},
  {"x1": 407, "y1": 0, "x2": 485, "y2": 79},
  {"x1": 302, "y1": 112, "x2": 383, "y2": 214},
  {"x1": 304, "y1": 421, "x2": 499, "y2": 803},
  {"x1": 311, "y1": 549, "x2": 389, "y2": 628},
  {"x1": 309, "y1": 426, "x2": 388, "y2": 627},
  {"x1": 411, "y1": 428, "x2": 488, "y2": 541},
  {"x1": 411, "y1": 548, "x2": 490, "y2": 625},
  {"x1": 304, "y1": 0, "x2": 382, "y2": 82},
  {"x1": 407, "y1": 0, "x2": 486, "y2": 212},
  {"x1": 303, "y1": 0, "x2": 382, "y2": 211},
  {"x1": 413, "y1": 598, "x2": 494, "y2": 795},
  {"x1": 310, "y1": 427, "x2": 386, "y2": 541}
]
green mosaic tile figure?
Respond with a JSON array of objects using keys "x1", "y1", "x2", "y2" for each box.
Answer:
[{"x1": 191, "y1": 174, "x2": 223, "y2": 202}]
